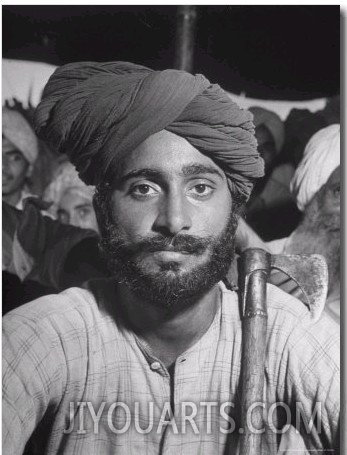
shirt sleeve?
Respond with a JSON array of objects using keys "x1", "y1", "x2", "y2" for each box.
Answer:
[
  {"x1": 280, "y1": 314, "x2": 340, "y2": 452},
  {"x1": 2, "y1": 312, "x2": 66, "y2": 454}
]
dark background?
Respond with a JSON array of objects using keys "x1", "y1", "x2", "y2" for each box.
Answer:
[{"x1": 3, "y1": 5, "x2": 340, "y2": 100}]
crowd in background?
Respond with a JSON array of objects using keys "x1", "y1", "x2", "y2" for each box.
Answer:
[{"x1": 2, "y1": 66, "x2": 340, "y2": 324}]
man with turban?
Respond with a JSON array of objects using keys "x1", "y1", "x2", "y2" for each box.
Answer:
[
  {"x1": 3, "y1": 62, "x2": 339, "y2": 454},
  {"x1": 2, "y1": 105, "x2": 39, "y2": 209},
  {"x1": 248, "y1": 106, "x2": 285, "y2": 169},
  {"x1": 269, "y1": 124, "x2": 340, "y2": 323},
  {"x1": 2, "y1": 104, "x2": 41, "y2": 275},
  {"x1": 242, "y1": 124, "x2": 341, "y2": 455},
  {"x1": 236, "y1": 124, "x2": 340, "y2": 324},
  {"x1": 43, "y1": 161, "x2": 98, "y2": 232},
  {"x1": 290, "y1": 124, "x2": 340, "y2": 212}
]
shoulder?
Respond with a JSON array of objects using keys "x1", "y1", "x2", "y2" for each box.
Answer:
[
  {"x1": 3, "y1": 279, "x2": 116, "y2": 343},
  {"x1": 220, "y1": 282, "x2": 338, "y2": 352},
  {"x1": 4, "y1": 286, "x2": 95, "y2": 328},
  {"x1": 2, "y1": 279, "x2": 121, "y2": 386},
  {"x1": 266, "y1": 284, "x2": 339, "y2": 372},
  {"x1": 220, "y1": 280, "x2": 324, "y2": 325},
  {"x1": 266, "y1": 282, "x2": 337, "y2": 333}
]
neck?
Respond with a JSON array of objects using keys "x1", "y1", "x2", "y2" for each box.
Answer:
[
  {"x1": 2, "y1": 189, "x2": 22, "y2": 207},
  {"x1": 117, "y1": 283, "x2": 221, "y2": 368}
]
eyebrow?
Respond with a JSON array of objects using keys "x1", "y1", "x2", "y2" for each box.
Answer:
[
  {"x1": 119, "y1": 169, "x2": 162, "y2": 184},
  {"x1": 180, "y1": 164, "x2": 224, "y2": 179},
  {"x1": 4, "y1": 149, "x2": 22, "y2": 156},
  {"x1": 119, "y1": 163, "x2": 224, "y2": 184}
]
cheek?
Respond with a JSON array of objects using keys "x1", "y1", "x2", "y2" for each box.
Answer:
[
  {"x1": 111, "y1": 195, "x2": 156, "y2": 238},
  {"x1": 322, "y1": 197, "x2": 340, "y2": 215},
  {"x1": 85, "y1": 212, "x2": 100, "y2": 233},
  {"x1": 11, "y1": 161, "x2": 28, "y2": 179},
  {"x1": 191, "y1": 190, "x2": 233, "y2": 235}
]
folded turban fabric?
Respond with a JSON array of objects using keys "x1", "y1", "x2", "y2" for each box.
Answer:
[
  {"x1": 290, "y1": 124, "x2": 340, "y2": 211},
  {"x1": 34, "y1": 61, "x2": 264, "y2": 201},
  {"x1": 248, "y1": 106, "x2": 285, "y2": 154},
  {"x1": 3, "y1": 107, "x2": 39, "y2": 165},
  {"x1": 43, "y1": 161, "x2": 95, "y2": 219}
]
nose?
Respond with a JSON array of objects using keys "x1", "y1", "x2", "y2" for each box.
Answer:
[{"x1": 153, "y1": 191, "x2": 192, "y2": 236}]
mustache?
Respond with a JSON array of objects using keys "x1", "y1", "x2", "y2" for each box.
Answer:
[{"x1": 113, "y1": 234, "x2": 212, "y2": 255}]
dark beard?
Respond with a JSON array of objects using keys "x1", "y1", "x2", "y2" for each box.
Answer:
[{"x1": 98, "y1": 213, "x2": 238, "y2": 309}]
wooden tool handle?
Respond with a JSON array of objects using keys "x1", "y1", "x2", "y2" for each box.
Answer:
[{"x1": 239, "y1": 248, "x2": 271, "y2": 455}]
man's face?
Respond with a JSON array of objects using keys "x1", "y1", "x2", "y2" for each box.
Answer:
[
  {"x1": 303, "y1": 166, "x2": 340, "y2": 233},
  {"x1": 318, "y1": 166, "x2": 340, "y2": 220},
  {"x1": 300, "y1": 166, "x2": 340, "y2": 292},
  {"x1": 97, "y1": 130, "x2": 237, "y2": 307},
  {"x1": 58, "y1": 188, "x2": 99, "y2": 233},
  {"x1": 2, "y1": 138, "x2": 29, "y2": 196}
]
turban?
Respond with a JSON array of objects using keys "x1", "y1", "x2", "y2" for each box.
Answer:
[
  {"x1": 3, "y1": 106, "x2": 39, "y2": 165},
  {"x1": 248, "y1": 106, "x2": 285, "y2": 153},
  {"x1": 43, "y1": 161, "x2": 95, "y2": 218},
  {"x1": 290, "y1": 124, "x2": 340, "y2": 211},
  {"x1": 34, "y1": 61, "x2": 264, "y2": 201}
]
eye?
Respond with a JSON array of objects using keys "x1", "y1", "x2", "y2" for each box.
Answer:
[
  {"x1": 334, "y1": 185, "x2": 340, "y2": 196},
  {"x1": 130, "y1": 184, "x2": 158, "y2": 199},
  {"x1": 8, "y1": 152, "x2": 25, "y2": 163},
  {"x1": 329, "y1": 183, "x2": 340, "y2": 198},
  {"x1": 77, "y1": 208, "x2": 92, "y2": 219},
  {"x1": 187, "y1": 183, "x2": 214, "y2": 199}
]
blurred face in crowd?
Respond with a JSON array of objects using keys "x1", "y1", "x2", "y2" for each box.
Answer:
[
  {"x1": 317, "y1": 166, "x2": 340, "y2": 222},
  {"x1": 255, "y1": 124, "x2": 277, "y2": 173},
  {"x1": 298, "y1": 166, "x2": 340, "y2": 293},
  {"x1": 95, "y1": 130, "x2": 239, "y2": 308},
  {"x1": 2, "y1": 137, "x2": 29, "y2": 197},
  {"x1": 57, "y1": 188, "x2": 99, "y2": 233}
]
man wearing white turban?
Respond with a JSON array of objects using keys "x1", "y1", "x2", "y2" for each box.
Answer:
[
  {"x1": 236, "y1": 125, "x2": 340, "y2": 455},
  {"x1": 290, "y1": 124, "x2": 340, "y2": 212},
  {"x1": 237, "y1": 124, "x2": 340, "y2": 322},
  {"x1": 268, "y1": 124, "x2": 340, "y2": 322}
]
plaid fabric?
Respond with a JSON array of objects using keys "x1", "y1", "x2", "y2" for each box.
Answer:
[{"x1": 3, "y1": 280, "x2": 339, "y2": 455}]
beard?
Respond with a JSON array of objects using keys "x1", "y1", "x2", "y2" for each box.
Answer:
[{"x1": 98, "y1": 213, "x2": 238, "y2": 309}]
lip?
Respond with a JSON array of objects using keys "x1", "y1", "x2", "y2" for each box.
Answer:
[{"x1": 151, "y1": 251, "x2": 190, "y2": 261}]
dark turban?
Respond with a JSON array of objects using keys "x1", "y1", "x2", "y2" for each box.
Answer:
[{"x1": 34, "y1": 61, "x2": 264, "y2": 200}]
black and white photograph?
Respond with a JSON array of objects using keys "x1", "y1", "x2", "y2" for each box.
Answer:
[{"x1": 2, "y1": 4, "x2": 341, "y2": 454}]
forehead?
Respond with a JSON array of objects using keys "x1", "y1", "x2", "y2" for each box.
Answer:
[{"x1": 118, "y1": 130, "x2": 225, "y2": 178}]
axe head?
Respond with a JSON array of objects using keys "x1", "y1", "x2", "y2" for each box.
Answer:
[{"x1": 270, "y1": 253, "x2": 328, "y2": 311}]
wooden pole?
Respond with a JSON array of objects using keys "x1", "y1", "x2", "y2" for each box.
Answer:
[
  {"x1": 239, "y1": 248, "x2": 271, "y2": 455},
  {"x1": 174, "y1": 5, "x2": 197, "y2": 73}
]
